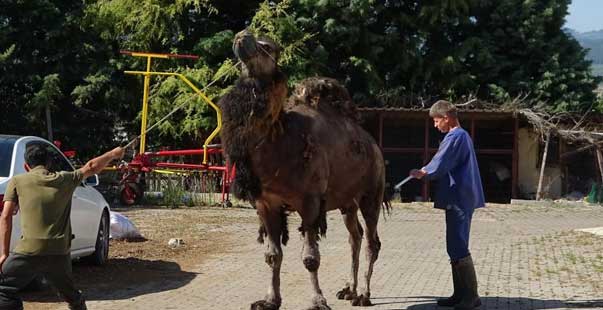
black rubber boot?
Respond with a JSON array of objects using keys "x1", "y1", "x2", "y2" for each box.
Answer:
[
  {"x1": 453, "y1": 255, "x2": 481, "y2": 310},
  {"x1": 437, "y1": 262, "x2": 461, "y2": 307},
  {"x1": 68, "y1": 296, "x2": 87, "y2": 310}
]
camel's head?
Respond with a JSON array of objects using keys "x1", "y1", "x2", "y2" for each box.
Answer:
[{"x1": 233, "y1": 30, "x2": 281, "y2": 78}]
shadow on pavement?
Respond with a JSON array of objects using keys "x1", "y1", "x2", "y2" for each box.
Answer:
[
  {"x1": 371, "y1": 296, "x2": 603, "y2": 309},
  {"x1": 22, "y1": 257, "x2": 197, "y2": 302}
]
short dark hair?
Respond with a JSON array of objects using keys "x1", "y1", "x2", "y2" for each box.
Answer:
[
  {"x1": 429, "y1": 100, "x2": 458, "y2": 118},
  {"x1": 25, "y1": 144, "x2": 51, "y2": 167}
]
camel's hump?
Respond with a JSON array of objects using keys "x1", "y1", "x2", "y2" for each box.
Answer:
[{"x1": 288, "y1": 77, "x2": 358, "y2": 121}]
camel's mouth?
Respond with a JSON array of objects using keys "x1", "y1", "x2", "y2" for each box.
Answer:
[
  {"x1": 233, "y1": 30, "x2": 258, "y2": 62},
  {"x1": 233, "y1": 30, "x2": 281, "y2": 64}
]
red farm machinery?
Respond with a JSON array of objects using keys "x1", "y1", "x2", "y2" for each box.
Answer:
[{"x1": 117, "y1": 51, "x2": 234, "y2": 207}]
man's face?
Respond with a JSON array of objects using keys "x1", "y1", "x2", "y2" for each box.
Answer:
[{"x1": 432, "y1": 116, "x2": 451, "y2": 133}]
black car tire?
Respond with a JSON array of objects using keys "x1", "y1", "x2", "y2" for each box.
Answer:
[{"x1": 87, "y1": 210, "x2": 110, "y2": 265}]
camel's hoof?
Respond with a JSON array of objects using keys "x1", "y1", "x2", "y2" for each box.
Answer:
[
  {"x1": 351, "y1": 294, "x2": 372, "y2": 307},
  {"x1": 305, "y1": 303, "x2": 332, "y2": 310},
  {"x1": 336, "y1": 286, "x2": 356, "y2": 300},
  {"x1": 251, "y1": 300, "x2": 279, "y2": 310},
  {"x1": 335, "y1": 287, "x2": 348, "y2": 300},
  {"x1": 306, "y1": 295, "x2": 331, "y2": 310},
  {"x1": 303, "y1": 256, "x2": 320, "y2": 272},
  {"x1": 305, "y1": 305, "x2": 332, "y2": 310}
]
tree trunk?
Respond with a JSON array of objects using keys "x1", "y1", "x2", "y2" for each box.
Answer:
[
  {"x1": 45, "y1": 104, "x2": 53, "y2": 141},
  {"x1": 536, "y1": 131, "x2": 551, "y2": 200},
  {"x1": 596, "y1": 148, "x2": 603, "y2": 184}
]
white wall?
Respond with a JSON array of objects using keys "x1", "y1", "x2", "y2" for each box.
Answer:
[{"x1": 517, "y1": 128, "x2": 563, "y2": 199}]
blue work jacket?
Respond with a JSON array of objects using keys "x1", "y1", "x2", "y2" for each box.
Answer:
[{"x1": 423, "y1": 127, "x2": 485, "y2": 211}]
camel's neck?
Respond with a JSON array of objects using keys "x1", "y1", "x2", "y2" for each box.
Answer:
[
  {"x1": 218, "y1": 71, "x2": 288, "y2": 201},
  {"x1": 222, "y1": 71, "x2": 288, "y2": 139}
]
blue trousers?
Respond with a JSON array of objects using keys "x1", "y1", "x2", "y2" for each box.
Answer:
[{"x1": 445, "y1": 205, "x2": 474, "y2": 261}]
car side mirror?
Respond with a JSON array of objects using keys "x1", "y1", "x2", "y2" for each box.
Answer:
[{"x1": 85, "y1": 174, "x2": 99, "y2": 187}]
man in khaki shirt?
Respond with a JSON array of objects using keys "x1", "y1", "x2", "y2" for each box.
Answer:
[{"x1": 1, "y1": 144, "x2": 124, "y2": 310}]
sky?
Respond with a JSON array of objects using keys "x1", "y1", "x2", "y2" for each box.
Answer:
[{"x1": 566, "y1": 0, "x2": 603, "y2": 33}]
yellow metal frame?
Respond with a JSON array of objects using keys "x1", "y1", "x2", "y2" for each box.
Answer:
[{"x1": 124, "y1": 52, "x2": 222, "y2": 164}]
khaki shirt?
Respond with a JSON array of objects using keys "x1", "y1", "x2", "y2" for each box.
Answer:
[{"x1": 2, "y1": 166, "x2": 83, "y2": 255}]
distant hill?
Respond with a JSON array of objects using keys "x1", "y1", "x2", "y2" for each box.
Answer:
[
  {"x1": 574, "y1": 29, "x2": 603, "y2": 42},
  {"x1": 567, "y1": 28, "x2": 603, "y2": 63},
  {"x1": 566, "y1": 28, "x2": 603, "y2": 76}
]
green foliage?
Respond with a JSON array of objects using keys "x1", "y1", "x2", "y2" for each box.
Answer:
[
  {"x1": 0, "y1": 45, "x2": 15, "y2": 63},
  {"x1": 463, "y1": 0, "x2": 600, "y2": 112},
  {"x1": 162, "y1": 179, "x2": 187, "y2": 208},
  {"x1": 0, "y1": 0, "x2": 122, "y2": 157},
  {"x1": 30, "y1": 74, "x2": 63, "y2": 112},
  {"x1": 280, "y1": 0, "x2": 601, "y2": 111},
  {"x1": 88, "y1": 0, "x2": 218, "y2": 50},
  {"x1": 248, "y1": 0, "x2": 318, "y2": 83},
  {"x1": 193, "y1": 30, "x2": 235, "y2": 65},
  {"x1": 146, "y1": 66, "x2": 218, "y2": 141}
]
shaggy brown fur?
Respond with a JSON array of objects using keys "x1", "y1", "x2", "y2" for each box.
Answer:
[
  {"x1": 288, "y1": 77, "x2": 360, "y2": 122},
  {"x1": 219, "y1": 71, "x2": 287, "y2": 201},
  {"x1": 257, "y1": 210, "x2": 289, "y2": 246}
]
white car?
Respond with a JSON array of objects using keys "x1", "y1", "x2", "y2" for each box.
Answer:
[{"x1": 0, "y1": 135, "x2": 110, "y2": 265}]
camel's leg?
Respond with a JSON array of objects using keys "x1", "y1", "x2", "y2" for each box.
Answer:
[
  {"x1": 251, "y1": 200, "x2": 284, "y2": 310},
  {"x1": 336, "y1": 208, "x2": 363, "y2": 301},
  {"x1": 354, "y1": 196, "x2": 382, "y2": 307},
  {"x1": 300, "y1": 195, "x2": 330, "y2": 310}
]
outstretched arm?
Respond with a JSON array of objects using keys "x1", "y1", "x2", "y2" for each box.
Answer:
[{"x1": 78, "y1": 147, "x2": 125, "y2": 179}]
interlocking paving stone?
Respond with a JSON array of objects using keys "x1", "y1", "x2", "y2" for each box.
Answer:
[{"x1": 82, "y1": 203, "x2": 603, "y2": 310}]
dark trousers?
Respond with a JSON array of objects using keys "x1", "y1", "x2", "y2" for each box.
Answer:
[
  {"x1": 0, "y1": 253, "x2": 84, "y2": 310},
  {"x1": 445, "y1": 204, "x2": 474, "y2": 261}
]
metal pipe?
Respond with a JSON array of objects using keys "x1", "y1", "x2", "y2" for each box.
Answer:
[{"x1": 144, "y1": 149, "x2": 222, "y2": 157}]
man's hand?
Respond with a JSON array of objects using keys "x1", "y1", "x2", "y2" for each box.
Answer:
[
  {"x1": 0, "y1": 201, "x2": 16, "y2": 271},
  {"x1": 410, "y1": 168, "x2": 427, "y2": 179},
  {"x1": 0, "y1": 254, "x2": 7, "y2": 273}
]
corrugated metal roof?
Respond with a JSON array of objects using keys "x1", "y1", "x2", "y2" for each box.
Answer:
[{"x1": 357, "y1": 106, "x2": 514, "y2": 113}]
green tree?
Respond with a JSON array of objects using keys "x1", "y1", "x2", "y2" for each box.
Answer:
[
  {"x1": 83, "y1": 0, "x2": 261, "y2": 150},
  {"x1": 0, "y1": 0, "x2": 125, "y2": 157},
  {"x1": 29, "y1": 74, "x2": 63, "y2": 141},
  {"x1": 2, "y1": 0, "x2": 600, "y2": 159},
  {"x1": 284, "y1": 0, "x2": 600, "y2": 111},
  {"x1": 467, "y1": 0, "x2": 600, "y2": 112}
]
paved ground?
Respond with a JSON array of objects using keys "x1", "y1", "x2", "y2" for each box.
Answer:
[{"x1": 30, "y1": 203, "x2": 603, "y2": 309}]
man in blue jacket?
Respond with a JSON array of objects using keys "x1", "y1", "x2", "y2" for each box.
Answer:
[{"x1": 410, "y1": 100, "x2": 484, "y2": 310}]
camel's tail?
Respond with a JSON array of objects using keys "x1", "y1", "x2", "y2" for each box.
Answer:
[
  {"x1": 381, "y1": 183, "x2": 395, "y2": 219},
  {"x1": 382, "y1": 198, "x2": 392, "y2": 220}
]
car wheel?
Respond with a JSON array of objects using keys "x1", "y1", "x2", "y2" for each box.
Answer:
[{"x1": 87, "y1": 210, "x2": 109, "y2": 265}]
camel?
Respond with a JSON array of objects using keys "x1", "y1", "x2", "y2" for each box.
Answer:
[{"x1": 218, "y1": 30, "x2": 389, "y2": 310}]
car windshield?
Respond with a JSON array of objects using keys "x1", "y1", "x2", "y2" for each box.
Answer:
[{"x1": 0, "y1": 136, "x2": 18, "y2": 177}]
